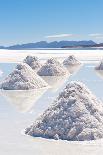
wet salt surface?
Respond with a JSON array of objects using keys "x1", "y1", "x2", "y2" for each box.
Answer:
[{"x1": 1, "y1": 63, "x2": 103, "y2": 154}]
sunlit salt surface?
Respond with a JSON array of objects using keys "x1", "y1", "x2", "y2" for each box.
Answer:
[
  {"x1": 26, "y1": 81, "x2": 103, "y2": 141},
  {"x1": 1, "y1": 55, "x2": 103, "y2": 154},
  {"x1": 23, "y1": 55, "x2": 42, "y2": 71},
  {"x1": 38, "y1": 58, "x2": 68, "y2": 76},
  {"x1": 63, "y1": 55, "x2": 81, "y2": 66},
  {"x1": 0, "y1": 63, "x2": 48, "y2": 90}
]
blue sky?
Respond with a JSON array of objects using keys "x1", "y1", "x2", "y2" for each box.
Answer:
[{"x1": 0, "y1": 0, "x2": 103, "y2": 45}]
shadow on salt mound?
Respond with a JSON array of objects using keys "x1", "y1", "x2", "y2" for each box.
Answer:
[
  {"x1": 0, "y1": 87, "x2": 48, "y2": 113},
  {"x1": 41, "y1": 74, "x2": 69, "y2": 92}
]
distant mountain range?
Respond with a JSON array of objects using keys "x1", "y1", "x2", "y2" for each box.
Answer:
[{"x1": 0, "y1": 40, "x2": 102, "y2": 50}]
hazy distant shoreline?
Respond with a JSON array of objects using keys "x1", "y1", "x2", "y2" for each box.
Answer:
[{"x1": 0, "y1": 49, "x2": 103, "y2": 63}]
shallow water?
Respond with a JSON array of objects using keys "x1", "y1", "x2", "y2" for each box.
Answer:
[{"x1": 1, "y1": 62, "x2": 103, "y2": 155}]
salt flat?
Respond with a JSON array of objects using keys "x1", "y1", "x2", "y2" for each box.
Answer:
[
  {"x1": 0, "y1": 49, "x2": 103, "y2": 63},
  {"x1": 0, "y1": 50, "x2": 103, "y2": 155}
]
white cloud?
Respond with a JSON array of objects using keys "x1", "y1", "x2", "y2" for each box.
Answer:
[
  {"x1": 89, "y1": 33, "x2": 103, "y2": 37},
  {"x1": 45, "y1": 34, "x2": 74, "y2": 38}
]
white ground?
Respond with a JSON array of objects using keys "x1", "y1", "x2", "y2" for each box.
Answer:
[
  {"x1": 0, "y1": 49, "x2": 103, "y2": 63},
  {"x1": 1, "y1": 49, "x2": 103, "y2": 155}
]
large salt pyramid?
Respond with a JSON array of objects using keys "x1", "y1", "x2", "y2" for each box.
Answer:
[
  {"x1": 38, "y1": 58, "x2": 67, "y2": 76},
  {"x1": 0, "y1": 63, "x2": 48, "y2": 90},
  {"x1": 95, "y1": 59, "x2": 103, "y2": 70},
  {"x1": 63, "y1": 55, "x2": 81, "y2": 66},
  {"x1": 23, "y1": 55, "x2": 42, "y2": 71},
  {"x1": 25, "y1": 81, "x2": 103, "y2": 141}
]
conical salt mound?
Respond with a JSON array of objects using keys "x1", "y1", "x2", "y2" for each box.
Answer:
[
  {"x1": 25, "y1": 81, "x2": 103, "y2": 141},
  {"x1": 23, "y1": 55, "x2": 42, "y2": 71},
  {"x1": 95, "y1": 59, "x2": 103, "y2": 70},
  {"x1": 63, "y1": 55, "x2": 81, "y2": 66},
  {"x1": 0, "y1": 63, "x2": 48, "y2": 90},
  {"x1": 38, "y1": 58, "x2": 67, "y2": 76}
]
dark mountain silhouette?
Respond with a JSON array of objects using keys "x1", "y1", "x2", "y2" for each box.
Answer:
[{"x1": 0, "y1": 40, "x2": 97, "y2": 49}]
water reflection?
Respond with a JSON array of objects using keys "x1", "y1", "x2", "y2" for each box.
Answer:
[
  {"x1": 41, "y1": 74, "x2": 69, "y2": 91},
  {"x1": 64, "y1": 64, "x2": 82, "y2": 74},
  {"x1": 95, "y1": 69, "x2": 103, "y2": 79},
  {"x1": 0, "y1": 69, "x2": 3, "y2": 76},
  {"x1": 0, "y1": 88, "x2": 48, "y2": 113}
]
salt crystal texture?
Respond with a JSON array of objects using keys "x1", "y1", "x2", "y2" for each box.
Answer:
[
  {"x1": 63, "y1": 55, "x2": 81, "y2": 66},
  {"x1": 25, "y1": 81, "x2": 103, "y2": 141},
  {"x1": 38, "y1": 58, "x2": 68, "y2": 76},
  {"x1": 23, "y1": 55, "x2": 42, "y2": 71},
  {"x1": 95, "y1": 59, "x2": 103, "y2": 70},
  {"x1": 0, "y1": 63, "x2": 48, "y2": 90}
]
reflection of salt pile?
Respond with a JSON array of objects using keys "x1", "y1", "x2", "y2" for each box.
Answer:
[
  {"x1": 25, "y1": 81, "x2": 103, "y2": 141},
  {"x1": 63, "y1": 55, "x2": 81, "y2": 66},
  {"x1": 95, "y1": 60, "x2": 103, "y2": 79},
  {"x1": 0, "y1": 63, "x2": 48, "y2": 90},
  {"x1": 38, "y1": 58, "x2": 67, "y2": 76},
  {"x1": 41, "y1": 75, "x2": 69, "y2": 92},
  {"x1": 23, "y1": 55, "x2": 42, "y2": 71},
  {"x1": 0, "y1": 69, "x2": 3, "y2": 76},
  {"x1": 0, "y1": 88, "x2": 47, "y2": 112},
  {"x1": 95, "y1": 59, "x2": 103, "y2": 70}
]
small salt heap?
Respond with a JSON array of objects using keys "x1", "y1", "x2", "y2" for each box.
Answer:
[
  {"x1": 63, "y1": 55, "x2": 81, "y2": 66},
  {"x1": 95, "y1": 59, "x2": 103, "y2": 70},
  {"x1": 0, "y1": 63, "x2": 48, "y2": 90},
  {"x1": 38, "y1": 58, "x2": 67, "y2": 76},
  {"x1": 25, "y1": 81, "x2": 103, "y2": 141},
  {"x1": 23, "y1": 55, "x2": 42, "y2": 71}
]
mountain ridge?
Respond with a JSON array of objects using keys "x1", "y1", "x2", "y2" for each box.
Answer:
[{"x1": 0, "y1": 40, "x2": 96, "y2": 49}]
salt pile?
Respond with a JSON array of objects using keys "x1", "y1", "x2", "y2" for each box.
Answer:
[
  {"x1": 38, "y1": 58, "x2": 67, "y2": 76},
  {"x1": 25, "y1": 81, "x2": 103, "y2": 141},
  {"x1": 95, "y1": 59, "x2": 103, "y2": 70},
  {"x1": 0, "y1": 63, "x2": 48, "y2": 90},
  {"x1": 63, "y1": 55, "x2": 81, "y2": 66},
  {"x1": 23, "y1": 55, "x2": 42, "y2": 71}
]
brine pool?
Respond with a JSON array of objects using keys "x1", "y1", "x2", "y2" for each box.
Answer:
[{"x1": 1, "y1": 62, "x2": 103, "y2": 155}]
